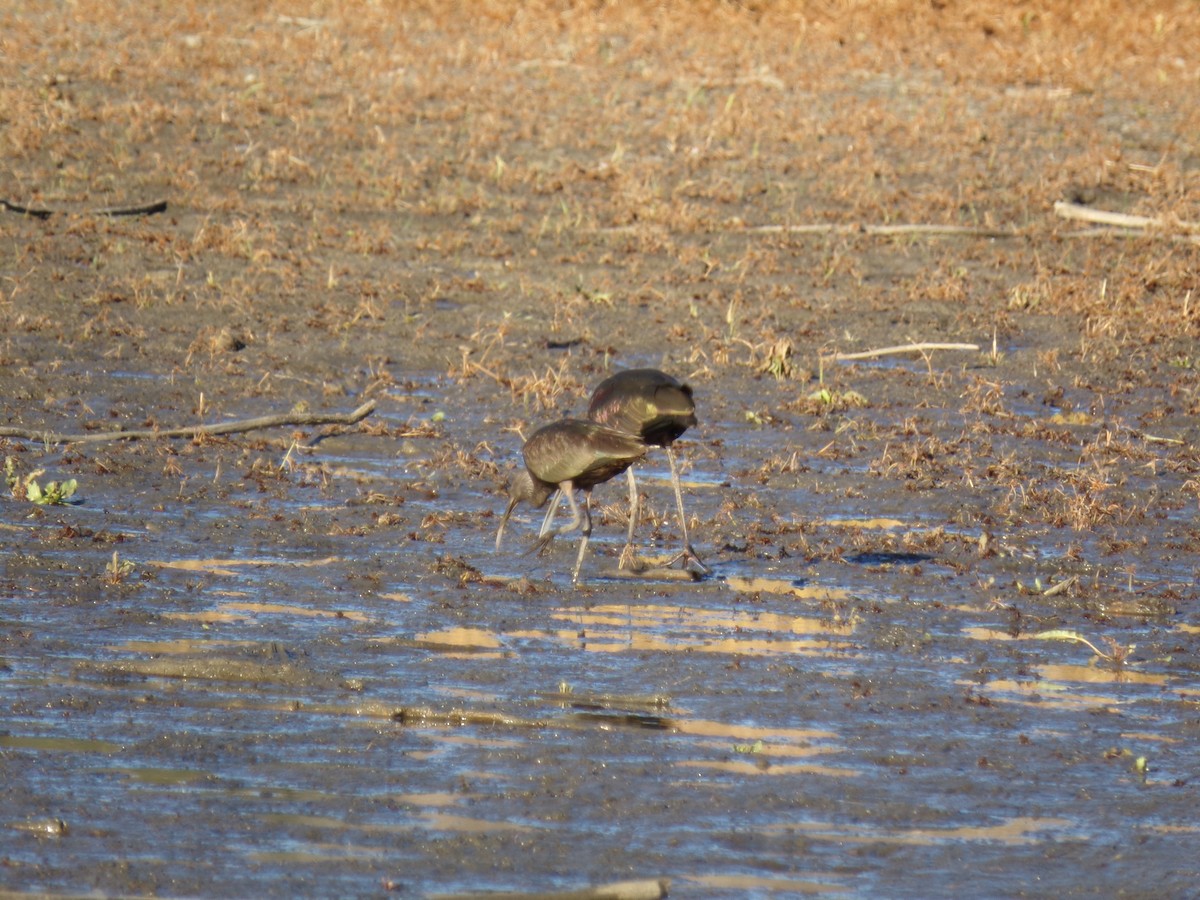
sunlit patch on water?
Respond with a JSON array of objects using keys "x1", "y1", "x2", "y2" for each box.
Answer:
[
  {"x1": 669, "y1": 716, "x2": 855, "y2": 778},
  {"x1": 765, "y1": 815, "x2": 1080, "y2": 846},
  {"x1": 819, "y1": 516, "x2": 910, "y2": 530},
  {"x1": 105, "y1": 638, "x2": 258, "y2": 654},
  {"x1": 165, "y1": 601, "x2": 371, "y2": 624},
  {"x1": 147, "y1": 556, "x2": 340, "y2": 576},
  {"x1": 685, "y1": 873, "x2": 850, "y2": 894},
  {"x1": 680, "y1": 758, "x2": 859, "y2": 778},
  {"x1": 163, "y1": 609, "x2": 257, "y2": 624},
  {"x1": 412, "y1": 627, "x2": 506, "y2": 659},
  {"x1": 249, "y1": 844, "x2": 393, "y2": 864},
  {"x1": 541, "y1": 601, "x2": 857, "y2": 657},
  {"x1": 724, "y1": 575, "x2": 851, "y2": 603},
  {"x1": 394, "y1": 792, "x2": 460, "y2": 807},
  {"x1": 242, "y1": 809, "x2": 538, "y2": 862},
  {"x1": 962, "y1": 627, "x2": 1172, "y2": 689},
  {"x1": 258, "y1": 813, "x2": 410, "y2": 835},
  {"x1": 1120, "y1": 732, "x2": 1181, "y2": 744},
  {"x1": 438, "y1": 686, "x2": 504, "y2": 704},
  {"x1": 100, "y1": 766, "x2": 214, "y2": 786},
  {"x1": 0, "y1": 735, "x2": 123, "y2": 753},
  {"x1": 417, "y1": 811, "x2": 537, "y2": 834},
  {"x1": 957, "y1": 677, "x2": 1132, "y2": 711},
  {"x1": 672, "y1": 718, "x2": 839, "y2": 744},
  {"x1": 1034, "y1": 662, "x2": 1168, "y2": 687}
]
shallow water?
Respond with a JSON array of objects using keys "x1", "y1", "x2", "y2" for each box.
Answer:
[{"x1": 4, "y1": 377, "x2": 1199, "y2": 899}]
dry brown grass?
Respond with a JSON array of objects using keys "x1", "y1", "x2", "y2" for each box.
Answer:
[{"x1": 3, "y1": 0, "x2": 1199, "y2": 502}]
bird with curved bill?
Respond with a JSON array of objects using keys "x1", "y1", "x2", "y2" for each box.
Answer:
[
  {"x1": 541, "y1": 368, "x2": 709, "y2": 574},
  {"x1": 496, "y1": 418, "x2": 648, "y2": 584}
]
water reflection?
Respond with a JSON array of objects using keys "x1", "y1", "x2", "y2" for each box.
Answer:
[
  {"x1": 765, "y1": 815, "x2": 1078, "y2": 846},
  {"x1": 0, "y1": 735, "x2": 123, "y2": 753},
  {"x1": 148, "y1": 556, "x2": 340, "y2": 576},
  {"x1": 164, "y1": 601, "x2": 371, "y2": 623},
  {"x1": 542, "y1": 601, "x2": 857, "y2": 658},
  {"x1": 685, "y1": 873, "x2": 850, "y2": 894},
  {"x1": 959, "y1": 678, "x2": 1131, "y2": 711},
  {"x1": 725, "y1": 575, "x2": 851, "y2": 604}
]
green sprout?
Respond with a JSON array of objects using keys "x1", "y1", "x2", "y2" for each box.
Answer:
[
  {"x1": 23, "y1": 470, "x2": 79, "y2": 506},
  {"x1": 104, "y1": 551, "x2": 135, "y2": 585},
  {"x1": 1033, "y1": 629, "x2": 1135, "y2": 666}
]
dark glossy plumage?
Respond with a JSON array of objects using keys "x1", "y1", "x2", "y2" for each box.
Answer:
[
  {"x1": 496, "y1": 419, "x2": 648, "y2": 583},
  {"x1": 587, "y1": 368, "x2": 697, "y2": 447},
  {"x1": 523, "y1": 419, "x2": 648, "y2": 491},
  {"x1": 583, "y1": 368, "x2": 708, "y2": 573}
]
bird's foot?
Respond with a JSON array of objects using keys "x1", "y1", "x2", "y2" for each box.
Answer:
[
  {"x1": 617, "y1": 543, "x2": 649, "y2": 572},
  {"x1": 666, "y1": 544, "x2": 710, "y2": 576},
  {"x1": 526, "y1": 533, "x2": 556, "y2": 557}
]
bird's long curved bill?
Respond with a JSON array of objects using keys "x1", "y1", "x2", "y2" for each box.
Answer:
[{"x1": 495, "y1": 497, "x2": 520, "y2": 551}]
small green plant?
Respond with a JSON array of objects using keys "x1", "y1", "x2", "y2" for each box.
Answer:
[
  {"x1": 104, "y1": 551, "x2": 135, "y2": 585},
  {"x1": 1105, "y1": 747, "x2": 1150, "y2": 781},
  {"x1": 759, "y1": 338, "x2": 795, "y2": 379},
  {"x1": 4, "y1": 456, "x2": 18, "y2": 495},
  {"x1": 574, "y1": 284, "x2": 613, "y2": 305},
  {"x1": 1033, "y1": 629, "x2": 1135, "y2": 666},
  {"x1": 733, "y1": 739, "x2": 765, "y2": 754},
  {"x1": 23, "y1": 470, "x2": 79, "y2": 506}
]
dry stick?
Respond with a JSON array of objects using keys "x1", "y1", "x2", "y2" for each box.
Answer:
[
  {"x1": 830, "y1": 342, "x2": 980, "y2": 361},
  {"x1": 1041, "y1": 575, "x2": 1078, "y2": 598},
  {"x1": 0, "y1": 399, "x2": 376, "y2": 445},
  {"x1": 432, "y1": 878, "x2": 671, "y2": 900},
  {"x1": 748, "y1": 222, "x2": 1019, "y2": 238},
  {"x1": 1, "y1": 198, "x2": 168, "y2": 218},
  {"x1": 597, "y1": 210, "x2": 1200, "y2": 242},
  {"x1": 1053, "y1": 200, "x2": 1200, "y2": 232},
  {"x1": 593, "y1": 221, "x2": 1019, "y2": 238}
]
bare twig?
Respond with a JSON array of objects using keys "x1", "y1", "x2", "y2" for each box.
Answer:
[
  {"x1": 1054, "y1": 200, "x2": 1200, "y2": 233},
  {"x1": 1, "y1": 198, "x2": 168, "y2": 218},
  {"x1": 0, "y1": 400, "x2": 376, "y2": 445},
  {"x1": 749, "y1": 222, "x2": 1019, "y2": 238},
  {"x1": 431, "y1": 878, "x2": 671, "y2": 900},
  {"x1": 830, "y1": 342, "x2": 980, "y2": 361},
  {"x1": 1041, "y1": 575, "x2": 1078, "y2": 597},
  {"x1": 595, "y1": 221, "x2": 1019, "y2": 238},
  {"x1": 0, "y1": 199, "x2": 52, "y2": 219},
  {"x1": 593, "y1": 210, "x2": 1200, "y2": 243}
]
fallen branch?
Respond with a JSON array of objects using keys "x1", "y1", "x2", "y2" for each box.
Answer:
[
  {"x1": 1054, "y1": 200, "x2": 1200, "y2": 233},
  {"x1": 431, "y1": 878, "x2": 671, "y2": 900},
  {"x1": 595, "y1": 221, "x2": 1019, "y2": 238},
  {"x1": 1041, "y1": 575, "x2": 1078, "y2": 598},
  {"x1": 829, "y1": 342, "x2": 980, "y2": 361},
  {"x1": 748, "y1": 222, "x2": 1019, "y2": 238},
  {"x1": 593, "y1": 210, "x2": 1200, "y2": 243},
  {"x1": 0, "y1": 399, "x2": 376, "y2": 445},
  {"x1": 1, "y1": 198, "x2": 168, "y2": 219}
]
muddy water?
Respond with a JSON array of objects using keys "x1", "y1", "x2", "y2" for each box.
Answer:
[{"x1": 3, "y1": 375, "x2": 1199, "y2": 899}]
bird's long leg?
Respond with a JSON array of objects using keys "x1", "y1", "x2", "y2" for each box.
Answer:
[
  {"x1": 666, "y1": 447, "x2": 710, "y2": 574},
  {"x1": 618, "y1": 466, "x2": 640, "y2": 570},
  {"x1": 538, "y1": 489, "x2": 562, "y2": 537},
  {"x1": 571, "y1": 489, "x2": 594, "y2": 584},
  {"x1": 530, "y1": 481, "x2": 584, "y2": 556}
]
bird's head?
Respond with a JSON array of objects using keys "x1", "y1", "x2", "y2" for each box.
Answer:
[{"x1": 495, "y1": 469, "x2": 555, "y2": 551}]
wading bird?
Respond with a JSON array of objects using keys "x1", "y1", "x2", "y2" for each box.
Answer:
[
  {"x1": 496, "y1": 418, "x2": 648, "y2": 584},
  {"x1": 542, "y1": 368, "x2": 708, "y2": 573}
]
